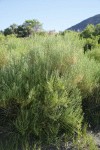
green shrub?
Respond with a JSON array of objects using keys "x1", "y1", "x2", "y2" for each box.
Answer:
[{"x1": 0, "y1": 32, "x2": 99, "y2": 149}]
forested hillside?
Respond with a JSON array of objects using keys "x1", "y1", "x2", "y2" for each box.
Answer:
[{"x1": 67, "y1": 14, "x2": 100, "y2": 31}]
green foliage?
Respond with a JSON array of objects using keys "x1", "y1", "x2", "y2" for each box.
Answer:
[
  {"x1": 87, "y1": 47, "x2": 100, "y2": 62},
  {"x1": 0, "y1": 32, "x2": 100, "y2": 149},
  {"x1": 16, "y1": 19, "x2": 42, "y2": 37},
  {"x1": 16, "y1": 25, "x2": 30, "y2": 37},
  {"x1": 24, "y1": 19, "x2": 42, "y2": 32},
  {"x1": 80, "y1": 24, "x2": 95, "y2": 38},
  {"x1": 81, "y1": 23, "x2": 100, "y2": 39},
  {"x1": 4, "y1": 27, "x2": 13, "y2": 36},
  {"x1": 94, "y1": 24, "x2": 100, "y2": 36},
  {"x1": 80, "y1": 24, "x2": 100, "y2": 53},
  {"x1": 3, "y1": 19, "x2": 43, "y2": 37},
  {"x1": 74, "y1": 126, "x2": 98, "y2": 150},
  {"x1": 4, "y1": 24, "x2": 18, "y2": 36}
]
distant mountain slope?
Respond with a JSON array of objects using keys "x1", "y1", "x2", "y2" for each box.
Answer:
[{"x1": 67, "y1": 14, "x2": 100, "y2": 31}]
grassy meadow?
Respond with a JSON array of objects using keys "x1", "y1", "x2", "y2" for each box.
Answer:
[{"x1": 0, "y1": 32, "x2": 100, "y2": 149}]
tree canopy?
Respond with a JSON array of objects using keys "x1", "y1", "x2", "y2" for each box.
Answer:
[{"x1": 3, "y1": 19, "x2": 43, "y2": 37}]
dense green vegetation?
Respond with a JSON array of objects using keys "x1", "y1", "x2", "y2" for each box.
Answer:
[
  {"x1": 0, "y1": 23, "x2": 100, "y2": 149},
  {"x1": 1, "y1": 19, "x2": 43, "y2": 37}
]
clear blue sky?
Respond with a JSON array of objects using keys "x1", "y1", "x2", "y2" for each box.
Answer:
[{"x1": 0, "y1": 0, "x2": 100, "y2": 31}]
